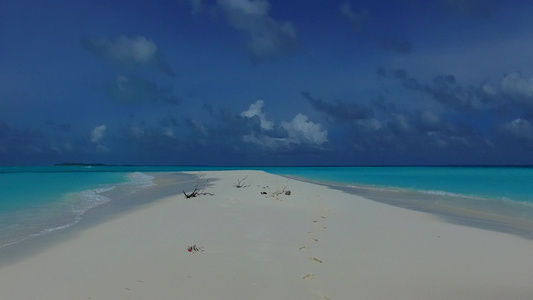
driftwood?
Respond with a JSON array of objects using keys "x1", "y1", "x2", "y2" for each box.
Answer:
[
  {"x1": 271, "y1": 186, "x2": 291, "y2": 196},
  {"x1": 183, "y1": 175, "x2": 214, "y2": 198},
  {"x1": 267, "y1": 186, "x2": 292, "y2": 199},
  {"x1": 233, "y1": 175, "x2": 250, "y2": 188}
]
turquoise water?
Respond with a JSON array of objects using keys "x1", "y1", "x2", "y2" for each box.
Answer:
[
  {"x1": 265, "y1": 166, "x2": 533, "y2": 204},
  {"x1": 0, "y1": 167, "x2": 156, "y2": 248},
  {"x1": 1, "y1": 165, "x2": 532, "y2": 247}
]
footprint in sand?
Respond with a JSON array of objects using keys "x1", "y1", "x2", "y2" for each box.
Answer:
[
  {"x1": 307, "y1": 231, "x2": 318, "y2": 242},
  {"x1": 307, "y1": 233, "x2": 318, "y2": 242},
  {"x1": 302, "y1": 273, "x2": 315, "y2": 280},
  {"x1": 310, "y1": 257, "x2": 323, "y2": 264}
]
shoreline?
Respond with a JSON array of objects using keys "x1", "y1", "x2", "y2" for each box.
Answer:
[
  {"x1": 2, "y1": 170, "x2": 533, "y2": 299},
  {"x1": 0, "y1": 172, "x2": 198, "y2": 268},
  {"x1": 284, "y1": 174, "x2": 533, "y2": 239}
]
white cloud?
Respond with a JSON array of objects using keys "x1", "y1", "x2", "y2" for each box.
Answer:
[
  {"x1": 86, "y1": 36, "x2": 157, "y2": 64},
  {"x1": 217, "y1": 0, "x2": 298, "y2": 60},
  {"x1": 281, "y1": 113, "x2": 328, "y2": 145},
  {"x1": 481, "y1": 82, "x2": 497, "y2": 97},
  {"x1": 480, "y1": 72, "x2": 533, "y2": 108},
  {"x1": 340, "y1": 2, "x2": 369, "y2": 33},
  {"x1": 90, "y1": 125, "x2": 110, "y2": 152},
  {"x1": 82, "y1": 36, "x2": 175, "y2": 77},
  {"x1": 240, "y1": 100, "x2": 273, "y2": 130},
  {"x1": 91, "y1": 125, "x2": 107, "y2": 143},
  {"x1": 500, "y1": 72, "x2": 533, "y2": 101},
  {"x1": 499, "y1": 118, "x2": 533, "y2": 142},
  {"x1": 238, "y1": 100, "x2": 327, "y2": 148}
]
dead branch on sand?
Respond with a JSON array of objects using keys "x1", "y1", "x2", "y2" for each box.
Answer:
[
  {"x1": 183, "y1": 174, "x2": 214, "y2": 198},
  {"x1": 271, "y1": 186, "x2": 291, "y2": 196},
  {"x1": 233, "y1": 175, "x2": 250, "y2": 188}
]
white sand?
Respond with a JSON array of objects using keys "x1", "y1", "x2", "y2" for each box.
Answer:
[{"x1": 1, "y1": 170, "x2": 533, "y2": 299}]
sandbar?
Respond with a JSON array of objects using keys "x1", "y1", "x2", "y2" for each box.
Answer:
[{"x1": 1, "y1": 170, "x2": 533, "y2": 299}]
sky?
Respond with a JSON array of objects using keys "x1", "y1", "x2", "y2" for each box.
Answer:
[{"x1": 1, "y1": 0, "x2": 533, "y2": 166}]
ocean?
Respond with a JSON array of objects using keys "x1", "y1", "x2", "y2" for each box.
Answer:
[{"x1": 1, "y1": 166, "x2": 533, "y2": 249}]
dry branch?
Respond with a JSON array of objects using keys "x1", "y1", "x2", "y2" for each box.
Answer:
[
  {"x1": 183, "y1": 175, "x2": 214, "y2": 198},
  {"x1": 233, "y1": 175, "x2": 250, "y2": 188}
]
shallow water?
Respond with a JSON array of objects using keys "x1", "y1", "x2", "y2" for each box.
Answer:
[
  {"x1": 2, "y1": 165, "x2": 532, "y2": 248},
  {"x1": 265, "y1": 166, "x2": 533, "y2": 203},
  {"x1": 270, "y1": 167, "x2": 533, "y2": 239}
]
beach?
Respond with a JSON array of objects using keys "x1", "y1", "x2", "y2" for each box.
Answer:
[{"x1": 1, "y1": 170, "x2": 533, "y2": 299}]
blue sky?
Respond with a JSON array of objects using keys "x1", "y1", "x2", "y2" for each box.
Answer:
[{"x1": 1, "y1": 0, "x2": 533, "y2": 166}]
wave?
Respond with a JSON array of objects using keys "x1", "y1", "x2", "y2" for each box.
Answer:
[
  {"x1": 0, "y1": 172, "x2": 157, "y2": 249},
  {"x1": 70, "y1": 187, "x2": 115, "y2": 219},
  {"x1": 347, "y1": 182, "x2": 502, "y2": 202},
  {"x1": 127, "y1": 172, "x2": 155, "y2": 189}
]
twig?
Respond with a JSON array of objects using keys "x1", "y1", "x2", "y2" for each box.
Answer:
[
  {"x1": 183, "y1": 175, "x2": 214, "y2": 198},
  {"x1": 233, "y1": 175, "x2": 250, "y2": 188}
]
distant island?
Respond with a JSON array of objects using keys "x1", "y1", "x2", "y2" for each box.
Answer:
[{"x1": 55, "y1": 163, "x2": 106, "y2": 166}]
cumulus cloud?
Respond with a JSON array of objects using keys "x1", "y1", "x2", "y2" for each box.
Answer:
[
  {"x1": 235, "y1": 99, "x2": 328, "y2": 148},
  {"x1": 379, "y1": 68, "x2": 478, "y2": 112},
  {"x1": 107, "y1": 75, "x2": 179, "y2": 105},
  {"x1": 500, "y1": 72, "x2": 533, "y2": 103},
  {"x1": 480, "y1": 72, "x2": 533, "y2": 114},
  {"x1": 240, "y1": 100, "x2": 273, "y2": 130},
  {"x1": 498, "y1": 118, "x2": 533, "y2": 142},
  {"x1": 91, "y1": 125, "x2": 110, "y2": 153},
  {"x1": 91, "y1": 125, "x2": 106, "y2": 143},
  {"x1": 281, "y1": 113, "x2": 328, "y2": 145},
  {"x1": 305, "y1": 88, "x2": 497, "y2": 163},
  {"x1": 340, "y1": 2, "x2": 369, "y2": 33},
  {"x1": 216, "y1": 0, "x2": 298, "y2": 60},
  {"x1": 82, "y1": 36, "x2": 175, "y2": 77}
]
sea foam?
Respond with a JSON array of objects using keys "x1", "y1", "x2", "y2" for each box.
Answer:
[
  {"x1": 0, "y1": 171, "x2": 157, "y2": 249},
  {"x1": 127, "y1": 172, "x2": 155, "y2": 189}
]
